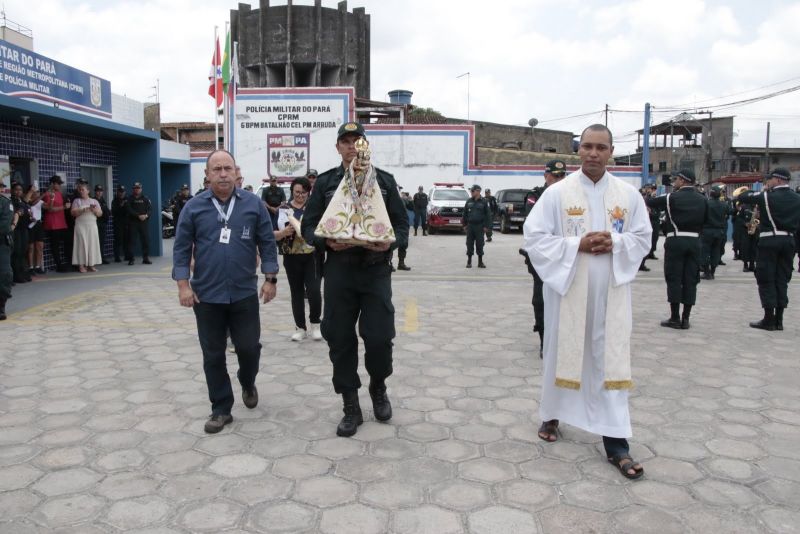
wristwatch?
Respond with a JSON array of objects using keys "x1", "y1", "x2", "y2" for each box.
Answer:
[{"x1": 265, "y1": 276, "x2": 278, "y2": 284}]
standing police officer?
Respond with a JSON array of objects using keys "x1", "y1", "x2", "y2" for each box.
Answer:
[
  {"x1": 646, "y1": 170, "x2": 708, "y2": 329},
  {"x1": 483, "y1": 188, "x2": 498, "y2": 242},
  {"x1": 111, "y1": 185, "x2": 128, "y2": 263},
  {"x1": 463, "y1": 184, "x2": 492, "y2": 268},
  {"x1": 301, "y1": 122, "x2": 409, "y2": 437},
  {"x1": 701, "y1": 185, "x2": 730, "y2": 280},
  {"x1": 0, "y1": 179, "x2": 13, "y2": 320},
  {"x1": 736, "y1": 168, "x2": 800, "y2": 330},
  {"x1": 94, "y1": 185, "x2": 111, "y2": 264},
  {"x1": 126, "y1": 182, "x2": 152, "y2": 265},
  {"x1": 412, "y1": 186, "x2": 429, "y2": 236}
]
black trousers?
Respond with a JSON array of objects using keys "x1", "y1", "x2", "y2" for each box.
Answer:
[
  {"x1": 532, "y1": 269, "x2": 544, "y2": 334},
  {"x1": 193, "y1": 294, "x2": 262, "y2": 415},
  {"x1": 701, "y1": 228, "x2": 725, "y2": 272},
  {"x1": 126, "y1": 219, "x2": 149, "y2": 259},
  {"x1": 0, "y1": 242, "x2": 11, "y2": 299},
  {"x1": 283, "y1": 253, "x2": 322, "y2": 330},
  {"x1": 755, "y1": 235, "x2": 795, "y2": 309},
  {"x1": 663, "y1": 236, "x2": 701, "y2": 305},
  {"x1": 322, "y1": 254, "x2": 394, "y2": 393},
  {"x1": 413, "y1": 209, "x2": 427, "y2": 230},
  {"x1": 46, "y1": 228, "x2": 69, "y2": 269},
  {"x1": 97, "y1": 220, "x2": 108, "y2": 260},
  {"x1": 466, "y1": 223, "x2": 485, "y2": 256},
  {"x1": 741, "y1": 234, "x2": 758, "y2": 263},
  {"x1": 113, "y1": 222, "x2": 128, "y2": 261},
  {"x1": 650, "y1": 225, "x2": 659, "y2": 255},
  {"x1": 11, "y1": 226, "x2": 29, "y2": 281},
  {"x1": 603, "y1": 436, "x2": 629, "y2": 458}
]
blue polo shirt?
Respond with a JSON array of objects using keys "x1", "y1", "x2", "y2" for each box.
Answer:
[{"x1": 172, "y1": 188, "x2": 279, "y2": 304}]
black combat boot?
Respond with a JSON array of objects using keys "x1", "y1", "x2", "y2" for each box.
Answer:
[
  {"x1": 681, "y1": 305, "x2": 692, "y2": 329},
  {"x1": 749, "y1": 308, "x2": 776, "y2": 331},
  {"x1": 660, "y1": 303, "x2": 682, "y2": 329},
  {"x1": 700, "y1": 266, "x2": 712, "y2": 280},
  {"x1": 336, "y1": 391, "x2": 363, "y2": 437},
  {"x1": 0, "y1": 298, "x2": 6, "y2": 321},
  {"x1": 369, "y1": 380, "x2": 392, "y2": 422},
  {"x1": 775, "y1": 307, "x2": 785, "y2": 331},
  {"x1": 414, "y1": 228, "x2": 418, "y2": 236},
  {"x1": 422, "y1": 228, "x2": 428, "y2": 236},
  {"x1": 397, "y1": 249, "x2": 411, "y2": 271},
  {"x1": 466, "y1": 256, "x2": 472, "y2": 268},
  {"x1": 477, "y1": 256, "x2": 486, "y2": 268}
]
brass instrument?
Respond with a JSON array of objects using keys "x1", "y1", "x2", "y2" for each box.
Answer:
[
  {"x1": 747, "y1": 205, "x2": 760, "y2": 235},
  {"x1": 732, "y1": 186, "x2": 749, "y2": 199}
]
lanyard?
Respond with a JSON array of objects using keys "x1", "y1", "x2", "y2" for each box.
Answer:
[{"x1": 211, "y1": 196, "x2": 236, "y2": 228}]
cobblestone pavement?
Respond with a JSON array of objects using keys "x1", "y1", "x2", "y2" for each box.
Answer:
[{"x1": 1, "y1": 231, "x2": 799, "y2": 533}]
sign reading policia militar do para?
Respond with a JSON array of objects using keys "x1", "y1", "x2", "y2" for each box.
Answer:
[{"x1": 0, "y1": 38, "x2": 112, "y2": 118}]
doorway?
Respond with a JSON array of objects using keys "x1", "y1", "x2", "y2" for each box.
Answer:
[{"x1": 80, "y1": 164, "x2": 112, "y2": 194}]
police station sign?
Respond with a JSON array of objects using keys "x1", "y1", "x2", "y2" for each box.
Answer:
[{"x1": 0, "y1": 39, "x2": 112, "y2": 118}]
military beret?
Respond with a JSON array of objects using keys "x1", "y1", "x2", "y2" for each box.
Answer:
[
  {"x1": 545, "y1": 159, "x2": 567, "y2": 175},
  {"x1": 672, "y1": 170, "x2": 696, "y2": 183},
  {"x1": 337, "y1": 121, "x2": 366, "y2": 140}
]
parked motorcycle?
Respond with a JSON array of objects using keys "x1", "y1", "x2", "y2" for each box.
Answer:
[{"x1": 162, "y1": 201, "x2": 175, "y2": 238}]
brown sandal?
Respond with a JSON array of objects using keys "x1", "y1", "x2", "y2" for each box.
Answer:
[
  {"x1": 537, "y1": 419, "x2": 559, "y2": 442},
  {"x1": 608, "y1": 454, "x2": 644, "y2": 480}
]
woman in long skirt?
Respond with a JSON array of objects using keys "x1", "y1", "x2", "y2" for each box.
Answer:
[{"x1": 71, "y1": 183, "x2": 103, "y2": 272}]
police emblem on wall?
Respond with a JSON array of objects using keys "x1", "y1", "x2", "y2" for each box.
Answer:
[
  {"x1": 268, "y1": 134, "x2": 310, "y2": 178},
  {"x1": 90, "y1": 77, "x2": 102, "y2": 108}
]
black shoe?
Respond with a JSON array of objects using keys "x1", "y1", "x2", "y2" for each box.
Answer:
[
  {"x1": 776, "y1": 320, "x2": 784, "y2": 331},
  {"x1": 36, "y1": 268, "x2": 46, "y2": 275},
  {"x1": 242, "y1": 385, "x2": 258, "y2": 409},
  {"x1": 718, "y1": 260, "x2": 726, "y2": 266},
  {"x1": 646, "y1": 253, "x2": 658, "y2": 260},
  {"x1": 128, "y1": 260, "x2": 135, "y2": 266},
  {"x1": 204, "y1": 414, "x2": 233, "y2": 434},
  {"x1": 486, "y1": 236, "x2": 492, "y2": 242},
  {"x1": 478, "y1": 258, "x2": 486, "y2": 268},
  {"x1": 681, "y1": 318, "x2": 691, "y2": 329},
  {"x1": 414, "y1": 229, "x2": 418, "y2": 236},
  {"x1": 466, "y1": 259, "x2": 472, "y2": 268},
  {"x1": 142, "y1": 258, "x2": 152, "y2": 265},
  {"x1": 336, "y1": 391, "x2": 363, "y2": 437},
  {"x1": 749, "y1": 319, "x2": 775, "y2": 331},
  {"x1": 660, "y1": 318, "x2": 683, "y2": 329},
  {"x1": 639, "y1": 265, "x2": 650, "y2": 272},
  {"x1": 700, "y1": 272, "x2": 712, "y2": 280},
  {"x1": 391, "y1": 265, "x2": 396, "y2": 272},
  {"x1": 114, "y1": 258, "x2": 121, "y2": 263},
  {"x1": 733, "y1": 254, "x2": 740, "y2": 260},
  {"x1": 397, "y1": 263, "x2": 411, "y2": 271},
  {"x1": 369, "y1": 381, "x2": 392, "y2": 422}
]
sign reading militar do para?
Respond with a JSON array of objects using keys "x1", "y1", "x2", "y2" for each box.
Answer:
[
  {"x1": 234, "y1": 88, "x2": 353, "y2": 180},
  {"x1": 0, "y1": 39, "x2": 112, "y2": 118}
]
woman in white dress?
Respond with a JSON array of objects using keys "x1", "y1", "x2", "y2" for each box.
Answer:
[{"x1": 70, "y1": 183, "x2": 103, "y2": 272}]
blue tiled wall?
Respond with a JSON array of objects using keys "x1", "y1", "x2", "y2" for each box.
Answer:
[{"x1": 0, "y1": 120, "x2": 119, "y2": 269}]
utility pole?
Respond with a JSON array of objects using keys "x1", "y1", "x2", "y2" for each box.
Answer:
[
  {"x1": 765, "y1": 122, "x2": 771, "y2": 172},
  {"x1": 456, "y1": 72, "x2": 470, "y2": 122},
  {"x1": 642, "y1": 103, "x2": 651, "y2": 185}
]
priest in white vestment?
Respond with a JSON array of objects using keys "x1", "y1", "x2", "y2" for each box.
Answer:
[{"x1": 522, "y1": 125, "x2": 651, "y2": 479}]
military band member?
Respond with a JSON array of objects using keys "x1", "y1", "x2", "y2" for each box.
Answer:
[
  {"x1": 301, "y1": 122, "x2": 409, "y2": 437},
  {"x1": 462, "y1": 184, "x2": 492, "y2": 268},
  {"x1": 639, "y1": 184, "x2": 660, "y2": 272},
  {"x1": 645, "y1": 170, "x2": 708, "y2": 329},
  {"x1": 701, "y1": 185, "x2": 730, "y2": 280},
  {"x1": 736, "y1": 168, "x2": 800, "y2": 331}
]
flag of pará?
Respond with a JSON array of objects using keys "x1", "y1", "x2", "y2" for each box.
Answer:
[
  {"x1": 208, "y1": 38, "x2": 223, "y2": 108},
  {"x1": 222, "y1": 30, "x2": 231, "y2": 88}
]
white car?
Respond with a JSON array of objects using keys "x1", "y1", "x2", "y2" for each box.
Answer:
[{"x1": 426, "y1": 182, "x2": 470, "y2": 234}]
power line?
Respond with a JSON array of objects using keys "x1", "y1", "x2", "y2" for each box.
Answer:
[{"x1": 658, "y1": 76, "x2": 800, "y2": 109}]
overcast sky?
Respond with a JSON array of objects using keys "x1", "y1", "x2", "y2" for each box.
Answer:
[{"x1": 7, "y1": 0, "x2": 800, "y2": 154}]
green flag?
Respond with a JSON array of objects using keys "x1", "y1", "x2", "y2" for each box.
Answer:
[{"x1": 222, "y1": 30, "x2": 231, "y2": 87}]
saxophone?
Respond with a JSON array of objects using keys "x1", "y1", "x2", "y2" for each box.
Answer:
[{"x1": 747, "y1": 205, "x2": 760, "y2": 235}]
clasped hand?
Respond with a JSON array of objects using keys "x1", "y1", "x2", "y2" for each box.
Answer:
[{"x1": 579, "y1": 231, "x2": 613, "y2": 255}]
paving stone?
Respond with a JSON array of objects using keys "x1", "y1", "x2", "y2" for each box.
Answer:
[
  {"x1": 95, "y1": 448, "x2": 147, "y2": 471},
  {"x1": 469, "y1": 505, "x2": 539, "y2": 534},
  {"x1": 149, "y1": 450, "x2": 210, "y2": 475},
  {"x1": 702, "y1": 457, "x2": 762, "y2": 482},
  {"x1": 641, "y1": 456, "x2": 704, "y2": 484},
  {"x1": 224, "y1": 473, "x2": 293, "y2": 505},
  {"x1": 396, "y1": 457, "x2": 455, "y2": 485},
  {"x1": 248, "y1": 501, "x2": 316, "y2": 532},
  {"x1": 93, "y1": 471, "x2": 160, "y2": 500},
  {"x1": 251, "y1": 436, "x2": 309, "y2": 458},
  {"x1": 691, "y1": 478, "x2": 763, "y2": 508},
  {"x1": 159, "y1": 472, "x2": 226, "y2": 502},
  {"x1": 678, "y1": 505, "x2": 760, "y2": 533},
  {"x1": 758, "y1": 507, "x2": 800, "y2": 534},
  {"x1": 272, "y1": 454, "x2": 331, "y2": 479},
  {"x1": 35, "y1": 428, "x2": 90, "y2": 446},
  {"x1": 519, "y1": 457, "x2": 581, "y2": 484},
  {"x1": 360, "y1": 480, "x2": 422, "y2": 508},
  {"x1": 431, "y1": 480, "x2": 492, "y2": 511},
  {"x1": 104, "y1": 496, "x2": 171, "y2": 530},
  {"x1": 538, "y1": 505, "x2": 612, "y2": 532},
  {"x1": 496, "y1": 479, "x2": 558, "y2": 510},
  {"x1": 31, "y1": 467, "x2": 102, "y2": 496},
  {"x1": 398, "y1": 422, "x2": 449, "y2": 442},
  {"x1": 335, "y1": 456, "x2": 395, "y2": 482},
  {"x1": 319, "y1": 503, "x2": 387, "y2": 534},
  {"x1": 392, "y1": 505, "x2": 462, "y2": 534},
  {"x1": 459, "y1": 457, "x2": 517, "y2": 483},
  {"x1": 367, "y1": 437, "x2": 423, "y2": 460},
  {"x1": 612, "y1": 505, "x2": 685, "y2": 534},
  {"x1": 349, "y1": 422, "x2": 396, "y2": 442},
  {"x1": 754, "y1": 478, "x2": 800, "y2": 507},
  {"x1": 179, "y1": 500, "x2": 244, "y2": 532},
  {"x1": 705, "y1": 438, "x2": 764, "y2": 460},
  {"x1": 294, "y1": 475, "x2": 357, "y2": 507},
  {"x1": 194, "y1": 433, "x2": 250, "y2": 456},
  {"x1": 561, "y1": 479, "x2": 630, "y2": 512},
  {"x1": 0, "y1": 489, "x2": 41, "y2": 519},
  {"x1": 209, "y1": 453, "x2": 270, "y2": 478},
  {"x1": 34, "y1": 494, "x2": 105, "y2": 528},
  {"x1": 627, "y1": 480, "x2": 694, "y2": 508},
  {"x1": 91, "y1": 429, "x2": 147, "y2": 450},
  {"x1": 452, "y1": 423, "x2": 504, "y2": 444},
  {"x1": 309, "y1": 437, "x2": 365, "y2": 459},
  {"x1": 426, "y1": 439, "x2": 481, "y2": 463},
  {"x1": 33, "y1": 446, "x2": 91, "y2": 469},
  {"x1": 756, "y1": 455, "x2": 800, "y2": 483}
]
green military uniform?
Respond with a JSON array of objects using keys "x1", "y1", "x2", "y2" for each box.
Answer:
[
  {"x1": 0, "y1": 191, "x2": 13, "y2": 320},
  {"x1": 701, "y1": 189, "x2": 730, "y2": 279},
  {"x1": 645, "y1": 171, "x2": 708, "y2": 328},
  {"x1": 302, "y1": 163, "x2": 408, "y2": 395},
  {"x1": 736, "y1": 168, "x2": 800, "y2": 330},
  {"x1": 463, "y1": 185, "x2": 492, "y2": 268}
]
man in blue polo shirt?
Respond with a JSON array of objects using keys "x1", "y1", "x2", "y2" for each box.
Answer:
[{"x1": 173, "y1": 149, "x2": 279, "y2": 434}]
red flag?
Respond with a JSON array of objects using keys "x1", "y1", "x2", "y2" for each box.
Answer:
[{"x1": 208, "y1": 38, "x2": 223, "y2": 108}]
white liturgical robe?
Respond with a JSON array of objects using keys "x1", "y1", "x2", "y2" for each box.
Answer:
[{"x1": 522, "y1": 171, "x2": 651, "y2": 438}]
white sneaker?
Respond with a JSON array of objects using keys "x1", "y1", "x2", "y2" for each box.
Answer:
[
  {"x1": 291, "y1": 328, "x2": 307, "y2": 342},
  {"x1": 310, "y1": 324, "x2": 323, "y2": 341}
]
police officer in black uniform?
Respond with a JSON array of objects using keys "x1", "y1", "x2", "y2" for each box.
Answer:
[
  {"x1": 736, "y1": 168, "x2": 800, "y2": 330},
  {"x1": 173, "y1": 184, "x2": 193, "y2": 223},
  {"x1": 645, "y1": 170, "x2": 708, "y2": 329},
  {"x1": 94, "y1": 185, "x2": 111, "y2": 264},
  {"x1": 126, "y1": 181, "x2": 152, "y2": 265},
  {"x1": 700, "y1": 185, "x2": 730, "y2": 280},
  {"x1": 111, "y1": 185, "x2": 128, "y2": 262},
  {"x1": 463, "y1": 184, "x2": 492, "y2": 268},
  {"x1": 0, "y1": 179, "x2": 13, "y2": 320},
  {"x1": 301, "y1": 122, "x2": 409, "y2": 438},
  {"x1": 483, "y1": 188, "x2": 498, "y2": 242},
  {"x1": 639, "y1": 183, "x2": 659, "y2": 271},
  {"x1": 520, "y1": 159, "x2": 567, "y2": 357}
]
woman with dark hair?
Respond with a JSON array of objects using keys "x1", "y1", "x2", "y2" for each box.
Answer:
[
  {"x1": 9, "y1": 182, "x2": 31, "y2": 283},
  {"x1": 274, "y1": 176, "x2": 322, "y2": 341},
  {"x1": 25, "y1": 186, "x2": 45, "y2": 275}
]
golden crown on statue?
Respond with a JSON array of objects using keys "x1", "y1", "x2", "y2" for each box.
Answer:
[{"x1": 566, "y1": 206, "x2": 586, "y2": 216}]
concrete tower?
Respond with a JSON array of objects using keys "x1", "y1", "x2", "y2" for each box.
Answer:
[{"x1": 230, "y1": 1, "x2": 371, "y2": 98}]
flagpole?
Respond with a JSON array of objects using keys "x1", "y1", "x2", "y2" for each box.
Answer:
[
  {"x1": 223, "y1": 21, "x2": 229, "y2": 152},
  {"x1": 231, "y1": 40, "x2": 238, "y2": 161},
  {"x1": 214, "y1": 25, "x2": 219, "y2": 150}
]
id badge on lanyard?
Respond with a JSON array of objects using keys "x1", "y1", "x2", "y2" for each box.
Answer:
[{"x1": 212, "y1": 196, "x2": 236, "y2": 244}]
